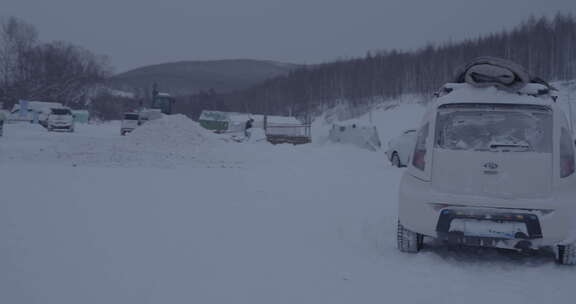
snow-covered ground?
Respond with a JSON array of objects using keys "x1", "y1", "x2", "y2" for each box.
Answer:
[{"x1": 1, "y1": 102, "x2": 575, "y2": 304}]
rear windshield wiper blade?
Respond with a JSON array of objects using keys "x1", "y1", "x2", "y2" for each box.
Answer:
[{"x1": 490, "y1": 144, "x2": 531, "y2": 151}]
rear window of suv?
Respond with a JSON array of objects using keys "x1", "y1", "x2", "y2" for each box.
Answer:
[
  {"x1": 124, "y1": 114, "x2": 139, "y2": 120},
  {"x1": 435, "y1": 103, "x2": 552, "y2": 153},
  {"x1": 51, "y1": 108, "x2": 71, "y2": 115}
]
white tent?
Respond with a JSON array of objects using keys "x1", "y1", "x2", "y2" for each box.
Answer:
[{"x1": 328, "y1": 122, "x2": 381, "y2": 151}]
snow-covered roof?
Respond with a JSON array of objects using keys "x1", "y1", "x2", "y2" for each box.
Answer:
[
  {"x1": 200, "y1": 110, "x2": 302, "y2": 125},
  {"x1": 199, "y1": 111, "x2": 256, "y2": 123},
  {"x1": 266, "y1": 115, "x2": 301, "y2": 124},
  {"x1": 229, "y1": 114, "x2": 301, "y2": 125},
  {"x1": 199, "y1": 110, "x2": 230, "y2": 122},
  {"x1": 108, "y1": 89, "x2": 135, "y2": 98},
  {"x1": 435, "y1": 83, "x2": 557, "y2": 108},
  {"x1": 11, "y1": 101, "x2": 64, "y2": 113},
  {"x1": 71, "y1": 110, "x2": 89, "y2": 114},
  {"x1": 228, "y1": 112, "x2": 255, "y2": 123}
]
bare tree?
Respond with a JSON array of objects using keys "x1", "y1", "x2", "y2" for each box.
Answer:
[
  {"x1": 25, "y1": 41, "x2": 111, "y2": 105},
  {"x1": 0, "y1": 16, "x2": 38, "y2": 105},
  {"x1": 0, "y1": 16, "x2": 111, "y2": 109}
]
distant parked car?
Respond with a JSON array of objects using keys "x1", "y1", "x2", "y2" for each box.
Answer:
[
  {"x1": 121, "y1": 112, "x2": 141, "y2": 135},
  {"x1": 385, "y1": 129, "x2": 417, "y2": 167},
  {"x1": 47, "y1": 107, "x2": 75, "y2": 132}
]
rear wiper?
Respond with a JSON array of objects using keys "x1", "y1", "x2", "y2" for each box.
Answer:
[{"x1": 490, "y1": 144, "x2": 531, "y2": 151}]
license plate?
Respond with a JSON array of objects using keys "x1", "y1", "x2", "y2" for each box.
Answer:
[{"x1": 449, "y1": 218, "x2": 528, "y2": 239}]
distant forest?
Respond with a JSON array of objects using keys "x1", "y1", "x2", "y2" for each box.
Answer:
[{"x1": 178, "y1": 13, "x2": 576, "y2": 120}]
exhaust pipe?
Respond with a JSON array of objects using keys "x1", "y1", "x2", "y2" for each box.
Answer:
[{"x1": 515, "y1": 240, "x2": 533, "y2": 251}]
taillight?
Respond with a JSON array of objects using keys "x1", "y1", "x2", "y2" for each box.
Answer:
[
  {"x1": 412, "y1": 123, "x2": 429, "y2": 171},
  {"x1": 561, "y1": 157, "x2": 574, "y2": 178},
  {"x1": 412, "y1": 150, "x2": 426, "y2": 171}
]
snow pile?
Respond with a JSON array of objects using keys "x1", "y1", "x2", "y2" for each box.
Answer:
[
  {"x1": 0, "y1": 117, "x2": 232, "y2": 169},
  {"x1": 128, "y1": 114, "x2": 211, "y2": 149}
]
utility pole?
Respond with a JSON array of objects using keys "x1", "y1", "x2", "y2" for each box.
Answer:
[
  {"x1": 369, "y1": 103, "x2": 373, "y2": 124},
  {"x1": 151, "y1": 83, "x2": 159, "y2": 108},
  {"x1": 568, "y1": 87, "x2": 574, "y2": 132}
]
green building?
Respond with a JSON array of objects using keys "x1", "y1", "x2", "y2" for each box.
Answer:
[
  {"x1": 199, "y1": 111, "x2": 230, "y2": 132},
  {"x1": 72, "y1": 110, "x2": 90, "y2": 123}
]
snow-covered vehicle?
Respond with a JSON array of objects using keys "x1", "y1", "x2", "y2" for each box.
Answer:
[
  {"x1": 397, "y1": 57, "x2": 576, "y2": 265},
  {"x1": 47, "y1": 107, "x2": 74, "y2": 132},
  {"x1": 385, "y1": 129, "x2": 417, "y2": 167},
  {"x1": 121, "y1": 112, "x2": 141, "y2": 135},
  {"x1": 139, "y1": 108, "x2": 163, "y2": 123},
  {"x1": 9, "y1": 101, "x2": 63, "y2": 123}
]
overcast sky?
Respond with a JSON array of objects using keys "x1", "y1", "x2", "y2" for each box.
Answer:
[{"x1": 3, "y1": 0, "x2": 575, "y2": 73}]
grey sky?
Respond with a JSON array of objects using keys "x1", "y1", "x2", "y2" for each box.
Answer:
[{"x1": 3, "y1": 0, "x2": 575, "y2": 73}]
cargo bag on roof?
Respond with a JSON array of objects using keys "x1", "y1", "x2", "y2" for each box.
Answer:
[{"x1": 453, "y1": 57, "x2": 533, "y2": 91}]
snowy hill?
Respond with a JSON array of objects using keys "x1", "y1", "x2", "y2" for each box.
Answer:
[{"x1": 109, "y1": 59, "x2": 297, "y2": 96}]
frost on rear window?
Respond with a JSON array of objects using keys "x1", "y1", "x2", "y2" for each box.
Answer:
[
  {"x1": 124, "y1": 114, "x2": 139, "y2": 120},
  {"x1": 435, "y1": 104, "x2": 552, "y2": 153}
]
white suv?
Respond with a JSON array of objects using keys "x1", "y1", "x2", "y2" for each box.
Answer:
[
  {"x1": 47, "y1": 107, "x2": 74, "y2": 132},
  {"x1": 397, "y1": 67, "x2": 576, "y2": 264}
]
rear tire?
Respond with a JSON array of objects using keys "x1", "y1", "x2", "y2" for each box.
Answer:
[
  {"x1": 555, "y1": 244, "x2": 576, "y2": 265},
  {"x1": 391, "y1": 152, "x2": 402, "y2": 167},
  {"x1": 397, "y1": 220, "x2": 423, "y2": 253}
]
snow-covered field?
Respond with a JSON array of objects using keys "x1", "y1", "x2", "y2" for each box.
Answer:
[{"x1": 1, "y1": 105, "x2": 574, "y2": 304}]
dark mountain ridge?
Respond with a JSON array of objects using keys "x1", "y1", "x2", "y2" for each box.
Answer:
[{"x1": 109, "y1": 59, "x2": 297, "y2": 96}]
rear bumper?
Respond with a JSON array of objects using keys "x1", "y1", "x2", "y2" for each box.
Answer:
[
  {"x1": 435, "y1": 208, "x2": 544, "y2": 250},
  {"x1": 49, "y1": 124, "x2": 73, "y2": 130},
  {"x1": 398, "y1": 173, "x2": 576, "y2": 248},
  {"x1": 437, "y1": 232, "x2": 546, "y2": 250}
]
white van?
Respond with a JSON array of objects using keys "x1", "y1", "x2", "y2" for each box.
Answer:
[
  {"x1": 121, "y1": 112, "x2": 141, "y2": 135},
  {"x1": 47, "y1": 107, "x2": 74, "y2": 132},
  {"x1": 397, "y1": 59, "x2": 576, "y2": 265}
]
